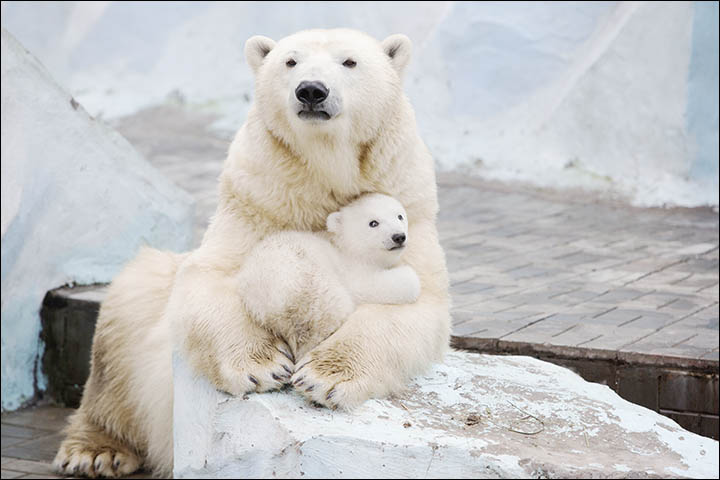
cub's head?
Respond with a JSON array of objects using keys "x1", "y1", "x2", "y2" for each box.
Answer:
[
  {"x1": 326, "y1": 193, "x2": 409, "y2": 268},
  {"x1": 244, "y1": 29, "x2": 411, "y2": 141}
]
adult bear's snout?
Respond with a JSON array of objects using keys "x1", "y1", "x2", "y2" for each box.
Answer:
[{"x1": 295, "y1": 81, "x2": 329, "y2": 106}]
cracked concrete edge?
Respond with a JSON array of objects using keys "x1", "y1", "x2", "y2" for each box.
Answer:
[{"x1": 451, "y1": 336, "x2": 719, "y2": 373}]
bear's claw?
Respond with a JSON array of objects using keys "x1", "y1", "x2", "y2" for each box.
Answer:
[
  {"x1": 290, "y1": 349, "x2": 367, "y2": 410},
  {"x1": 277, "y1": 345, "x2": 295, "y2": 363},
  {"x1": 238, "y1": 337, "x2": 295, "y2": 393}
]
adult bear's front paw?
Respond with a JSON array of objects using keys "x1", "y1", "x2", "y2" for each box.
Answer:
[
  {"x1": 224, "y1": 336, "x2": 296, "y2": 394},
  {"x1": 290, "y1": 341, "x2": 369, "y2": 409}
]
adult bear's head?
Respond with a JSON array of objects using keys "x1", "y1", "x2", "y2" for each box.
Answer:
[{"x1": 244, "y1": 29, "x2": 411, "y2": 144}]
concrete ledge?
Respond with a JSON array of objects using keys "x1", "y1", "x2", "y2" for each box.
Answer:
[
  {"x1": 173, "y1": 351, "x2": 718, "y2": 479},
  {"x1": 451, "y1": 336, "x2": 720, "y2": 372},
  {"x1": 452, "y1": 336, "x2": 719, "y2": 439},
  {"x1": 40, "y1": 285, "x2": 108, "y2": 406}
]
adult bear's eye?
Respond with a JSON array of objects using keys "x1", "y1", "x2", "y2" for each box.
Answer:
[
  {"x1": 286, "y1": 59, "x2": 297, "y2": 68},
  {"x1": 398, "y1": 214, "x2": 404, "y2": 221},
  {"x1": 343, "y1": 59, "x2": 357, "y2": 68},
  {"x1": 369, "y1": 220, "x2": 379, "y2": 228}
]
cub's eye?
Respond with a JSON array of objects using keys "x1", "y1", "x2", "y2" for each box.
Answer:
[
  {"x1": 398, "y1": 214, "x2": 404, "y2": 221},
  {"x1": 343, "y1": 59, "x2": 357, "y2": 68},
  {"x1": 286, "y1": 59, "x2": 297, "y2": 68},
  {"x1": 369, "y1": 220, "x2": 379, "y2": 228}
]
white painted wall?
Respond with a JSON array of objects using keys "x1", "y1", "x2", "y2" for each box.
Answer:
[
  {"x1": 0, "y1": 29, "x2": 195, "y2": 410},
  {"x1": 2, "y1": 1, "x2": 716, "y2": 207}
]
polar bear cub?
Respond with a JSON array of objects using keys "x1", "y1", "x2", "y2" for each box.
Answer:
[{"x1": 238, "y1": 193, "x2": 420, "y2": 357}]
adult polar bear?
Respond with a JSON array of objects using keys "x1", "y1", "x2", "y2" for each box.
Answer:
[{"x1": 54, "y1": 29, "x2": 450, "y2": 478}]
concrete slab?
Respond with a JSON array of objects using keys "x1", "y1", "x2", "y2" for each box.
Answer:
[{"x1": 174, "y1": 351, "x2": 718, "y2": 479}]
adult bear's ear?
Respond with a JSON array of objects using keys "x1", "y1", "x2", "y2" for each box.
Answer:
[
  {"x1": 381, "y1": 34, "x2": 412, "y2": 76},
  {"x1": 326, "y1": 212, "x2": 342, "y2": 234},
  {"x1": 245, "y1": 35, "x2": 276, "y2": 74}
]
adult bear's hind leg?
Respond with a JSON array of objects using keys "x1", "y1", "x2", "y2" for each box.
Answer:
[{"x1": 53, "y1": 408, "x2": 141, "y2": 478}]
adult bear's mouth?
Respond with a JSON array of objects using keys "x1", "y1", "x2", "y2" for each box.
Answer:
[{"x1": 298, "y1": 109, "x2": 331, "y2": 121}]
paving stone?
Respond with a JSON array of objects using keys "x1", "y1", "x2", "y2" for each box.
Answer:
[
  {"x1": 0, "y1": 469, "x2": 26, "y2": 479},
  {"x1": 656, "y1": 297, "x2": 702, "y2": 313},
  {"x1": 0, "y1": 425, "x2": 39, "y2": 440},
  {"x1": 630, "y1": 327, "x2": 720, "y2": 354},
  {"x1": 610, "y1": 310, "x2": 674, "y2": 329},
  {"x1": 696, "y1": 283, "x2": 720, "y2": 301},
  {"x1": 0, "y1": 458, "x2": 57, "y2": 476},
  {"x1": 452, "y1": 317, "x2": 540, "y2": 338},
  {"x1": 635, "y1": 344, "x2": 712, "y2": 360},
  {"x1": 0, "y1": 407, "x2": 73, "y2": 433},
  {"x1": 451, "y1": 320, "x2": 494, "y2": 337},
  {"x1": 450, "y1": 280, "x2": 496, "y2": 295},
  {"x1": 0, "y1": 434, "x2": 65, "y2": 463},
  {"x1": 0, "y1": 437, "x2": 25, "y2": 450},
  {"x1": 1, "y1": 406, "x2": 157, "y2": 480},
  {"x1": 554, "y1": 288, "x2": 609, "y2": 304},
  {"x1": 585, "y1": 308, "x2": 646, "y2": 326},
  {"x1": 500, "y1": 316, "x2": 579, "y2": 343},
  {"x1": 701, "y1": 349, "x2": 720, "y2": 361},
  {"x1": 592, "y1": 288, "x2": 648, "y2": 303},
  {"x1": 577, "y1": 325, "x2": 657, "y2": 351}
]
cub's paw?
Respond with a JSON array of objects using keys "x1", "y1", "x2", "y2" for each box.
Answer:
[
  {"x1": 290, "y1": 346, "x2": 368, "y2": 410},
  {"x1": 53, "y1": 443, "x2": 140, "y2": 478},
  {"x1": 231, "y1": 336, "x2": 296, "y2": 394},
  {"x1": 394, "y1": 265, "x2": 421, "y2": 303}
]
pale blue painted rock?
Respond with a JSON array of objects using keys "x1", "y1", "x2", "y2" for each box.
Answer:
[{"x1": 0, "y1": 29, "x2": 194, "y2": 410}]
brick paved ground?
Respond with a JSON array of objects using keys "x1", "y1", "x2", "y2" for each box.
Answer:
[
  {"x1": 438, "y1": 173, "x2": 718, "y2": 361},
  {"x1": 1, "y1": 405, "x2": 152, "y2": 478},
  {"x1": 2, "y1": 105, "x2": 717, "y2": 477},
  {"x1": 1, "y1": 405, "x2": 72, "y2": 479}
]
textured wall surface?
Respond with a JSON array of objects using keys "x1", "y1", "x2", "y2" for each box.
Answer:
[
  {"x1": 1, "y1": 1, "x2": 717, "y2": 207},
  {"x1": 687, "y1": 1, "x2": 719, "y2": 195},
  {"x1": 0, "y1": 30, "x2": 195, "y2": 410},
  {"x1": 2, "y1": 2, "x2": 718, "y2": 206}
]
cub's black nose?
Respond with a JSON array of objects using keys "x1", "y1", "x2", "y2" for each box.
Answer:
[
  {"x1": 295, "y1": 81, "x2": 329, "y2": 106},
  {"x1": 392, "y1": 233, "x2": 406, "y2": 245}
]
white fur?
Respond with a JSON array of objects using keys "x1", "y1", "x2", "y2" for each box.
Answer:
[
  {"x1": 238, "y1": 193, "x2": 420, "y2": 358},
  {"x1": 54, "y1": 28, "x2": 450, "y2": 478}
]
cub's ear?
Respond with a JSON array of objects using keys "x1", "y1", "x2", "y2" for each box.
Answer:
[
  {"x1": 244, "y1": 35, "x2": 276, "y2": 74},
  {"x1": 381, "y1": 34, "x2": 412, "y2": 76},
  {"x1": 326, "y1": 212, "x2": 342, "y2": 234}
]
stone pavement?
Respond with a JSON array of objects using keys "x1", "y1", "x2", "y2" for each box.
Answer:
[
  {"x1": 1, "y1": 405, "x2": 71, "y2": 479},
  {"x1": 1, "y1": 406, "x2": 151, "y2": 479},
  {"x1": 437, "y1": 173, "x2": 718, "y2": 362}
]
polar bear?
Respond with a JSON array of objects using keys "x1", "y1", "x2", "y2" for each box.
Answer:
[
  {"x1": 54, "y1": 28, "x2": 450, "y2": 478},
  {"x1": 240, "y1": 193, "x2": 421, "y2": 363}
]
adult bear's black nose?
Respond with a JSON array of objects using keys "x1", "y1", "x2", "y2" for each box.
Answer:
[
  {"x1": 392, "y1": 233, "x2": 406, "y2": 245},
  {"x1": 295, "y1": 81, "x2": 329, "y2": 106}
]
